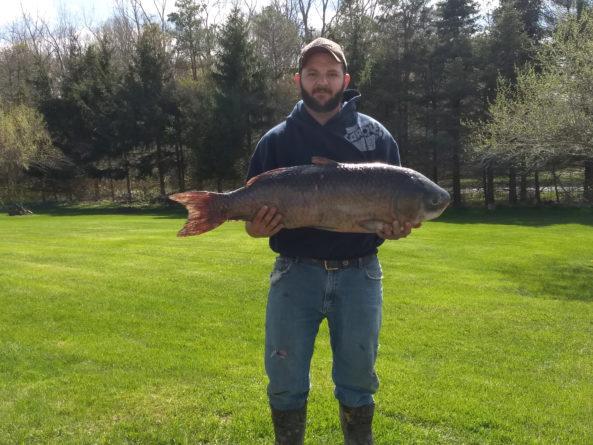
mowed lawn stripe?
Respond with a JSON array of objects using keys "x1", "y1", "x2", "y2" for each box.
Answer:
[{"x1": 1, "y1": 208, "x2": 592, "y2": 444}]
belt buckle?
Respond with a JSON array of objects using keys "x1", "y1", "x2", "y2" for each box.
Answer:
[{"x1": 323, "y1": 260, "x2": 339, "y2": 271}]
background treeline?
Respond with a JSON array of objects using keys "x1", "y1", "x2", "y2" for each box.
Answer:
[{"x1": 1, "y1": 0, "x2": 592, "y2": 209}]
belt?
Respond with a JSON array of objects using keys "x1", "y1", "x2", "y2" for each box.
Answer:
[{"x1": 282, "y1": 254, "x2": 376, "y2": 271}]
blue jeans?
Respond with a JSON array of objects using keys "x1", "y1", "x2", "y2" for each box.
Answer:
[{"x1": 265, "y1": 255, "x2": 383, "y2": 411}]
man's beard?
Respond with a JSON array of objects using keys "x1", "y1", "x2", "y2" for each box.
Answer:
[{"x1": 300, "y1": 85, "x2": 345, "y2": 113}]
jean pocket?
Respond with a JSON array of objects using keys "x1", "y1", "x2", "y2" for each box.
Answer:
[
  {"x1": 270, "y1": 257, "x2": 293, "y2": 286},
  {"x1": 364, "y1": 260, "x2": 383, "y2": 280}
]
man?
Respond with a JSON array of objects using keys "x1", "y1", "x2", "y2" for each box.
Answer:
[{"x1": 245, "y1": 38, "x2": 417, "y2": 445}]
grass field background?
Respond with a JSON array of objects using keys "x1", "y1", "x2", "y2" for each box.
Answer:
[{"x1": 1, "y1": 205, "x2": 592, "y2": 444}]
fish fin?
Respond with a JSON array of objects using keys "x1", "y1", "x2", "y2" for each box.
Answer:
[
  {"x1": 311, "y1": 156, "x2": 339, "y2": 166},
  {"x1": 358, "y1": 220, "x2": 388, "y2": 232},
  {"x1": 169, "y1": 191, "x2": 225, "y2": 236},
  {"x1": 246, "y1": 167, "x2": 291, "y2": 187}
]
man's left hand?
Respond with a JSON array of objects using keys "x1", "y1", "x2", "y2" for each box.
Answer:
[{"x1": 377, "y1": 220, "x2": 421, "y2": 240}]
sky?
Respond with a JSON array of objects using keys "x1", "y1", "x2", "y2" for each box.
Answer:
[
  {"x1": 0, "y1": 0, "x2": 500, "y2": 29},
  {"x1": 0, "y1": 0, "x2": 174, "y2": 28}
]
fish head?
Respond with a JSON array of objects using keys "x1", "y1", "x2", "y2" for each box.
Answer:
[{"x1": 392, "y1": 168, "x2": 450, "y2": 224}]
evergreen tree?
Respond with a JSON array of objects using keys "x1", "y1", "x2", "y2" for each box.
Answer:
[
  {"x1": 125, "y1": 24, "x2": 175, "y2": 197},
  {"x1": 198, "y1": 7, "x2": 267, "y2": 191},
  {"x1": 42, "y1": 39, "x2": 122, "y2": 200},
  {"x1": 328, "y1": 0, "x2": 378, "y2": 90},
  {"x1": 433, "y1": 0, "x2": 480, "y2": 206},
  {"x1": 364, "y1": 0, "x2": 434, "y2": 168}
]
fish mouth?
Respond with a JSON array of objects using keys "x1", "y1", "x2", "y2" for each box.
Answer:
[{"x1": 422, "y1": 189, "x2": 451, "y2": 221}]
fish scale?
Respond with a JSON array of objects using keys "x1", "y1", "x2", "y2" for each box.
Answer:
[{"x1": 169, "y1": 157, "x2": 450, "y2": 237}]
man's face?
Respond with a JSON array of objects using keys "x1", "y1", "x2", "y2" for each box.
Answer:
[{"x1": 295, "y1": 52, "x2": 351, "y2": 113}]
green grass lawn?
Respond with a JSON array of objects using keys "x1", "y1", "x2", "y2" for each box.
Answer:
[{"x1": 1, "y1": 206, "x2": 592, "y2": 444}]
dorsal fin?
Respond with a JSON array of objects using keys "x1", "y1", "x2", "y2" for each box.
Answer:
[
  {"x1": 246, "y1": 167, "x2": 291, "y2": 187},
  {"x1": 312, "y1": 156, "x2": 339, "y2": 166}
]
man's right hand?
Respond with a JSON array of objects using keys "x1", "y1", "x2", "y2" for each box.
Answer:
[{"x1": 245, "y1": 206, "x2": 284, "y2": 238}]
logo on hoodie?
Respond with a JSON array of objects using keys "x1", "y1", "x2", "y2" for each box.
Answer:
[{"x1": 345, "y1": 123, "x2": 382, "y2": 152}]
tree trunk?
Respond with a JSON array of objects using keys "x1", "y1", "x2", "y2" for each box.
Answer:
[
  {"x1": 125, "y1": 163, "x2": 132, "y2": 203},
  {"x1": 551, "y1": 166, "x2": 560, "y2": 203},
  {"x1": 432, "y1": 146, "x2": 438, "y2": 184},
  {"x1": 482, "y1": 167, "x2": 488, "y2": 207},
  {"x1": 156, "y1": 141, "x2": 166, "y2": 197},
  {"x1": 534, "y1": 171, "x2": 541, "y2": 204},
  {"x1": 430, "y1": 101, "x2": 439, "y2": 183},
  {"x1": 584, "y1": 160, "x2": 593, "y2": 203},
  {"x1": 41, "y1": 178, "x2": 47, "y2": 203},
  {"x1": 94, "y1": 178, "x2": 100, "y2": 201},
  {"x1": 520, "y1": 172, "x2": 528, "y2": 203},
  {"x1": 484, "y1": 165, "x2": 495, "y2": 208},
  {"x1": 191, "y1": 54, "x2": 198, "y2": 81},
  {"x1": 508, "y1": 167, "x2": 517, "y2": 205},
  {"x1": 108, "y1": 159, "x2": 115, "y2": 202},
  {"x1": 452, "y1": 146, "x2": 462, "y2": 207},
  {"x1": 175, "y1": 143, "x2": 185, "y2": 192}
]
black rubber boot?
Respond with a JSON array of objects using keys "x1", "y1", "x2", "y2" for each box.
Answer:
[
  {"x1": 339, "y1": 402, "x2": 375, "y2": 445},
  {"x1": 271, "y1": 404, "x2": 307, "y2": 445}
]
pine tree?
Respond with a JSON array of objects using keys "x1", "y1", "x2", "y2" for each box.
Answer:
[
  {"x1": 198, "y1": 7, "x2": 267, "y2": 191},
  {"x1": 125, "y1": 24, "x2": 175, "y2": 197},
  {"x1": 433, "y1": 0, "x2": 480, "y2": 206}
]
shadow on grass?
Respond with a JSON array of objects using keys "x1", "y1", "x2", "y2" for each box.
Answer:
[
  {"x1": 497, "y1": 261, "x2": 593, "y2": 302},
  {"x1": 438, "y1": 206, "x2": 593, "y2": 227},
  {"x1": 12, "y1": 203, "x2": 593, "y2": 226},
  {"x1": 26, "y1": 203, "x2": 186, "y2": 219}
]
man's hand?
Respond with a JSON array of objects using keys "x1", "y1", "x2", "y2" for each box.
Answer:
[
  {"x1": 245, "y1": 206, "x2": 284, "y2": 238},
  {"x1": 377, "y1": 220, "x2": 421, "y2": 240}
]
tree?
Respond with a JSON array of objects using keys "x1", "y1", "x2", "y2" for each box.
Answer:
[
  {"x1": 168, "y1": 0, "x2": 214, "y2": 81},
  {"x1": 252, "y1": 3, "x2": 301, "y2": 122},
  {"x1": 252, "y1": 3, "x2": 301, "y2": 80},
  {"x1": 42, "y1": 38, "x2": 124, "y2": 201},
  {"x1": 433, "y1": 0, "x2": 480, "y2": 206},
  {"x1": 0, "y1": 103, "x2": 61, "y2": 209},
  {"x1": 363, "y1": 0, "x2": 433, "y2": 168},
  {"x1": 197, "y1": 7, "x2": 268, "y2": 191},
  {"x1": 478, "y1": 1, "x2": 534, "y2": 205},
  {"x1": 471, "y1": 10, "x2": 593, "y2": 204},
  {"x1": 328, "y1": 0, "x2": 379, "y2": 89},
  {"x1": 125, "y1": 24, "x2": 175, "y2": 197}
]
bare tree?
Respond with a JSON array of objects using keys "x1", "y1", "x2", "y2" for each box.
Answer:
[
  {"x1": 316, "y1": 0, "x2": 342, "y2": 36},
  {"x1": 294, "y1": 0, "x2": 314, "y2": 39}
]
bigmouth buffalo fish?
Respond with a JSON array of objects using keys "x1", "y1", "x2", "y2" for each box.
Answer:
[{"x1": 169, "y1": 157, "x2": 450, "y2": 237}]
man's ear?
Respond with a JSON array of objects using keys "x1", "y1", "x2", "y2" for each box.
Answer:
[
  {"x1": 294, "y1": 73, "x2": 301, "y2": 88},
  {"x1": 343, "y1": 73, "x2": 351, "y2": 89}
]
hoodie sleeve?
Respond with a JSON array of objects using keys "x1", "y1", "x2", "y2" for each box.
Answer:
[{"x1": 386, "y1": 134, "x2": 401, "y2": 167}]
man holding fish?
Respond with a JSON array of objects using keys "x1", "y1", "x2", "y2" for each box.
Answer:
[
  {"x1": 243, "y1": 38, "x2": 446, "y2": 445},
  {"x1": 170, "y1": 37, "x2": 449, "y2": 445}
]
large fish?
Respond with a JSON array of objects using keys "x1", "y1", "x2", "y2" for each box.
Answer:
[{"x1": 169, "y1": 157, "x2": 450, "y2": 237}]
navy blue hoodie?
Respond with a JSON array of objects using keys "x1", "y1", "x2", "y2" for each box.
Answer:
[{"x1": 246, "y1": 90, "x2": 401, "y2": 260}]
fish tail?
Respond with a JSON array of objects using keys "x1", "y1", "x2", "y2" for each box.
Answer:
[{"x1": 169, "y1": 191, "x2": 226, "y2": 236}]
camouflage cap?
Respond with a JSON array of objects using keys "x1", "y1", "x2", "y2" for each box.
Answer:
[{"x1": 298, "y1": 37, "x2": 348, "y2": 72}]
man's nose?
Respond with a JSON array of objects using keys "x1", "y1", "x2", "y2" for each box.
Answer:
[{"x1": 315, "y1": 74, "x2": 330, "y2": 86}]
